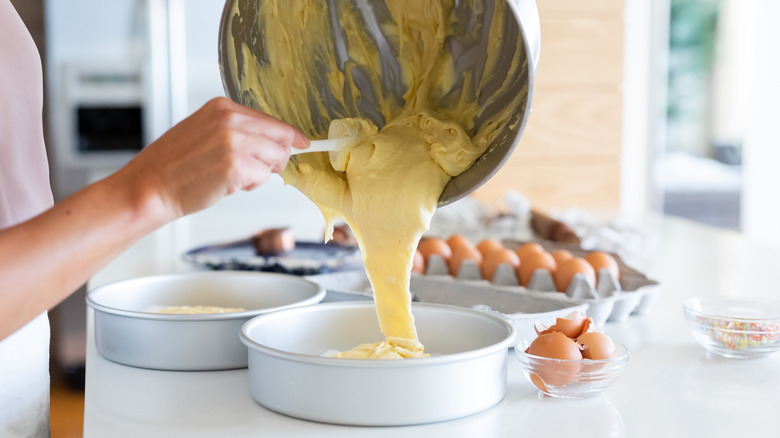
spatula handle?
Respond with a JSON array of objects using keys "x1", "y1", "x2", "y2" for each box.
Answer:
[{"x1": 291, "y1": 139, "x2": 339, "y2": 155}]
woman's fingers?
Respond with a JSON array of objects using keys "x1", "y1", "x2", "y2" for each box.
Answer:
[
  {"x1": 238, "y1": 135, "x2": 290, "y2": 189},
  {"x1": 210, "y1": 98, "x2": 310, "y2": 151},
  {"x1": 118, "y1": 97, "x2": 311, "y2": 220}
]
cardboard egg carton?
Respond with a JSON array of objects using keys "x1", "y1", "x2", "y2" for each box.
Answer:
[
  {"x1": 306, "y1": 270, "x2": 588, "y2": 344},
  {"x1": 419, "y1": 240, "x2": 660, "y2": 327}
]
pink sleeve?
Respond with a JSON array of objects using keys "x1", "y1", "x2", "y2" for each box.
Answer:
[{"x1": 0, "y1": 0, "x2": 54, "y2": 229}]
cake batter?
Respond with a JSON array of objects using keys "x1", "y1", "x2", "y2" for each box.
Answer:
[
  {"x1": 153, "y1": 306, "x2": 245, "y2": 314},
  {"x1": 226, "y1": 0, "x2": 526, "y2": 358}
]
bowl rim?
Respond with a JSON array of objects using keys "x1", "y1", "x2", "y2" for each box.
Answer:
[
  {"x1": 85, "y1": 271, "x2": 326, "y2": 321},
  {"x1": 682, "y1": 296, "x2": 780, "y2": 322},
  {"x1": 240, "y1": 301, "x2": 517, "y2": 367},
  {"x1": 514, "y1": 339, "x2": 630, "y2": 366}
]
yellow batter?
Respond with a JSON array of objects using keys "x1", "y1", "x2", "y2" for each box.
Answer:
[{"x1": 226, "y1": 0, "x2": 526, "y2": 358}]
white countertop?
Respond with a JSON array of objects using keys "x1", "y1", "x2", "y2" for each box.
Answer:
[{"x1": 83, "y1": 214, "x2": 780, "y2": 437}]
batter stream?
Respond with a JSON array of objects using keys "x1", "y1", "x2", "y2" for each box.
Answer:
[{"x1": 226, "y1": 0, "x2": 527, "y2": 358}]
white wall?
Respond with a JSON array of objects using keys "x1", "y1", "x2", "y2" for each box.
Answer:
[
  {"x1": 620, "y1": 0, "x2": 670, "y2": 221},
  {"x1": 741, "y1": 1, "x2": 780, "y2": 246},
  {"x1": 45, "y1": 0, "x2": 145, "y2": 61}
]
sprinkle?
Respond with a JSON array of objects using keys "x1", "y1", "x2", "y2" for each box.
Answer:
[{"x1": 697, "y1": 316, "x2": 780, "y2": 350}]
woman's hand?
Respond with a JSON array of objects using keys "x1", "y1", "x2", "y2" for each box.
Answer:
[
  {"x1": 115, "y1": 97, "x2": 310, "y2": 223},
  {"x1": 0, "y1": 98, "x2": 311, "y2": 340}
]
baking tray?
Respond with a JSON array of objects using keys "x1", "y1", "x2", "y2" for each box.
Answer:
[{"x1": 182, "y1": 239, "x2": 359, "y2": 275}]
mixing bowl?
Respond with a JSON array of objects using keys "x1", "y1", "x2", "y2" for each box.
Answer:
[
  {"x1": 240, "y1": 302, "x2": 516, "y2": 425},
  {"x1": 218, "y1": 0, "x2": 540, "y2": 206},
  {"x1": 86, "y1": 271, "x2": 325, "y2": 370},
  {"x1": 683, "y1": 296, "x2": 780, "y2": 359}
]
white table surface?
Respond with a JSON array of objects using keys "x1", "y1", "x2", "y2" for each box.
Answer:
[{"x1": 83, "y1": 215, "x2": 780, "y2": 437}]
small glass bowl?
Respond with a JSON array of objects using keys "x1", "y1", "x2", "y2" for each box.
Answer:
[
  {"x1": 514, "y1": 340, "x2": 629, "y2": 399},
  {"x1": 682, "y1": 297, "x2": 780, "y2": 359}
]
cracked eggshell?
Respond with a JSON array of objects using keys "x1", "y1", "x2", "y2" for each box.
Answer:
[
  {"x1": 535, "y1": 311, "x2": 591, "y2": 338},
  {"x1": 525, "y1": 332, "x2": 582, "y2": 386},
  {"x1": 577, "y1": 331, "x2": 616, "y2": 360}
]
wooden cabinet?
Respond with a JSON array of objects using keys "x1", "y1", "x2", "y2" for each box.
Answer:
[{"x1": 473, "y1": 0, "x2": 625, "y2": 211}]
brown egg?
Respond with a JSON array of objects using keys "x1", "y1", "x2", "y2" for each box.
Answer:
[
  {"x1": 412, "y1": 250, "x2": 425, "y2": 274},
  {"x1": 417, "y1": 237, "x2": 452, "y2": 263},
  {"x1": 476, "y1": 238, "x2": 505, "y2": 257},
  {"x1": 448, "y1": 245, "x2": 483, "y2": 276},
  {"x1": 515, "y1": 242, "x2": 544, "y2": 262},
  {"x1": 447, "y1": 234, "x2": 475, "y2": 252},
  {"x1": 330, "y1": 223, "x2": 358, "y2": 247},
  {"x1": 251, "y1": 227, "x2": 295, "y2": 255},
  {"x1": 526, "y1": 332, "x2": 583, "y2": 386},
  {"x1": 481, "y1": 248, "x2": 520, "y2": 281},
  {"x1": 551, "y1": 249, "x2": 574, "y2": 266},
  {"x1": 577, "y1": 332, "x2": 616, "y2": 360},
  {"x1": 537, "y1": 312, "x2": 590, "y2": 339},
  {"x1": 554, "y1": 257, "x2": 596, "y2": 292},
  {"x1": 517, "y1": 251, "x2": 557, "y2": 287},
  {"x1": 585, "y1": 251, "x2": 620, "y2": 282}
]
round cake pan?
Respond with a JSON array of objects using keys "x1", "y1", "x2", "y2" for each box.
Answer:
[
  {"x1": 87, "y1": 271, "x2": 325, "y2": 371},
  {"x1": 240, "y1": 302, "x2": 516, "y2": 426}
]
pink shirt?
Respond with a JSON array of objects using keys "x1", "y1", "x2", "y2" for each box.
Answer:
[
  {"x1": 0, "y1": 0, "x2": 53, "y2": 226},
  {"x1": 0, "y1": 1, "x2": 55, "y2": 437}
]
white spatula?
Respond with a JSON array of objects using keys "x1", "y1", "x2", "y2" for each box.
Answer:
[
  {"x1": 291, "y1": 137, "x2": 356, "y2": 155},
  {"x1": 291, "y1": 122, "x2": 366, "y2": 155}
]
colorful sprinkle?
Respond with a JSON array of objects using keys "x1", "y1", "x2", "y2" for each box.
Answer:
[{"x1": 697, "y1": 316, "x2": 780, "y2": 350}]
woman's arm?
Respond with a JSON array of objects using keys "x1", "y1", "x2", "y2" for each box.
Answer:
[{"x1": 0, "y1": 97, "x2": 309, "y2": 340}]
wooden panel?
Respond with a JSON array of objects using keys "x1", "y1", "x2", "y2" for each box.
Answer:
[
  {"x1": 539, "y1": 0, "x2": 624, "y2": 13},
  {"x1": 473, "y1": 161, "x2": 622, "y2": 210},
  {"x1": 50, "y1": 376, "x2": 84, "y2": 438},
  {"x1": 471, "y1": 0, "x2": 626, "y2": 211},
  {"x1": 535, "y1": 14, "x2": 624, "y2": 90},
  {"x1": 515, "y1": 89, "x2": 622, "y2": 161}
]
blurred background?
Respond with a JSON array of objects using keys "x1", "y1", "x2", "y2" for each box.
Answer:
[{"x1": 7, "y1": 0, "x2": 780, "y2": 435}]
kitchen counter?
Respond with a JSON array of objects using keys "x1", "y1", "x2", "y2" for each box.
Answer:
[{"x1": 83, "y1": 214, "x2": 780, "y2": 437}]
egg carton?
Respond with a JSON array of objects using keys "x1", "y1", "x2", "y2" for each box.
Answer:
[
  {"x1": 420, "y1": 241, "x2": 660, "y2": 327},
  {"x1": 306, "y1": 270, "x2": 588, "y2": 344}
]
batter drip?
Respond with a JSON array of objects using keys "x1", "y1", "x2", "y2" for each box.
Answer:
[{"x1": 226, "y1": 0, "x2": 526, "y2": 358}]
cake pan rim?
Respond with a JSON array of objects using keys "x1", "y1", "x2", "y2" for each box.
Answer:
[
  {"x1": 240, "y1": 301, "x2": 517, "y2": 367},
  {"x1": 86, "y1": 271, "x2": 326, "y2": 321}
]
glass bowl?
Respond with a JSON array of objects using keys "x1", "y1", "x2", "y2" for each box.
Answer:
[
  {"x1": 514, "y1": 340, "x2": 629, "y2": 398},
  {"x1": 682, "y1": 297, "x2": 780, "y2": 359}
]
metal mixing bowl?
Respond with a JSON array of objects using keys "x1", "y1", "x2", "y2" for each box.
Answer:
[
  {"x1": 218, "y1": 0, "x2": 540, "y2": 206},
  {"x1": 240, "y1": 302, "x2": 516, "y2": 425},
  {"x1": 87, "y1": 271, "x2": 325, "y2": 371}
]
